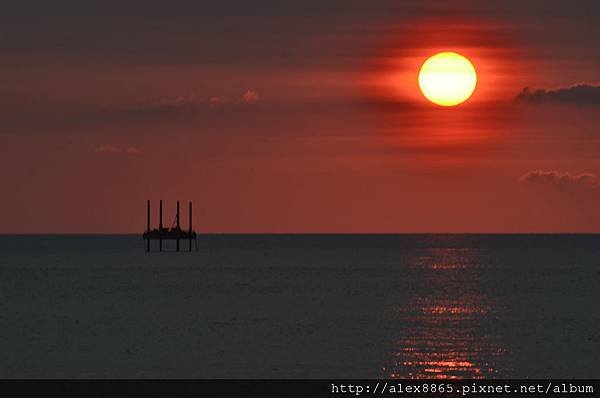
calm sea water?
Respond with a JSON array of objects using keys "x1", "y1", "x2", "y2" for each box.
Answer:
[{"x1": 0, "y1": 234, "x2": 598, "y2": 378}]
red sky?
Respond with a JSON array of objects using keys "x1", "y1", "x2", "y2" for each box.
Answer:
[{"x1": 2, "y1": 1, "x2": 600, "y2": 233}]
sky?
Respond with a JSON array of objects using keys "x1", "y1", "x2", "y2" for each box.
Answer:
[{"x1": 2, "y1": 0, "x2": 600, "y2": 233}]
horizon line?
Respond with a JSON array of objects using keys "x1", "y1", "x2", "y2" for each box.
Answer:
[{"x1": 2, "y1": 232, "x2": 600, "y2": 236}]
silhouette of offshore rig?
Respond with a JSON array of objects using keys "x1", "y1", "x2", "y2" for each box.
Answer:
[{"x1": 143, "y1": 200, "x2": 197, "y2": 252}]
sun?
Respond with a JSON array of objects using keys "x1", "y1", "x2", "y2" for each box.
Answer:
[{"x1": 418, "y1": 52, "x2": 477, "y2": 106}]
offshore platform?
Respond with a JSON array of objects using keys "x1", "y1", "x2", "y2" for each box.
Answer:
[{"x1": 143, "y1": 200, "x2": 197, "y2": 252}]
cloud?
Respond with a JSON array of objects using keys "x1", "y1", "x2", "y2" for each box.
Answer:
[
  {"x1": 516, "y1": 84, "x2": 600, "y2": 105},
  {"x1": 209, "y1": 96, "x2": 225, "y2": 107},
  {"x1": 94, "y1": 145, "x2": 121, "y2": 154},
  {"x1": 111, "y1": 91, "x2": 252, "y2": 118},
  {"x1": 519, "y1": 170, "x2": 599, "y2": 191},
  {"x1": 121, "y1": 93, "x2": 200, "y2": 115},
  {"x1": 125, "y1": 146, "x2": 140, "y2": 154},
  {"x1": 94, "y1": 145, "x2": 140, "y2": 155},
  {"x1": 242, "y1": 90, "x2": 260, "y2": 104}
]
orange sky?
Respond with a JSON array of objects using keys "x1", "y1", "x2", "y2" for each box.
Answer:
[{"x1": 1, "y1": 1, "x2": 600, "y2": 233}]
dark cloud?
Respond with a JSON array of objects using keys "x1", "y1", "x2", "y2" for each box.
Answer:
[
  {"x1": 516, "y1": 84, "x2": 600, "y2": 105},
  {"x1": 8, "y1": 0, "x2": 599, "y2": 68},
  {"x1": 520, "y1": 170, "x2": 599, "y2": 191}
]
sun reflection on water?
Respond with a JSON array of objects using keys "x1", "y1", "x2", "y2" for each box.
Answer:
[{"x1": 383, "y1": 247, "x2": 509, "y2": 379}]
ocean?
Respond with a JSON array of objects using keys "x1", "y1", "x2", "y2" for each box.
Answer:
[{"x1": 0, "y1": 234, "x2": 598, "y2": 378}]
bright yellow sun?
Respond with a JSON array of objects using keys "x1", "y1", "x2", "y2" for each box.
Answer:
[{"x1": 418, "y1": 52, "x2": 477, "y2": 106}]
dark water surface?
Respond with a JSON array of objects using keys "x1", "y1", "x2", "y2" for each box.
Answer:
[{"x1": 0, "y1": 234, "x2": 599, "y2": 378}]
